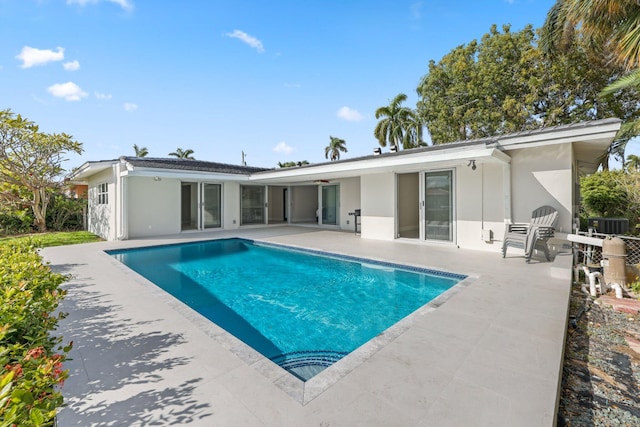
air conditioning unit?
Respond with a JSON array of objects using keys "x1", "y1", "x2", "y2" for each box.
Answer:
[{"x1": 587, "y1": 217, "x2": 629, "y2": 235}]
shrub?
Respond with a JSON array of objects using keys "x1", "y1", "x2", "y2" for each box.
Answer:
[
  {"x1": 45, "y1": 195, "x2": 86, "y2": 232},
  {"x1": 0, "y1": 239, "x2": 71, "y2": 426},
  {"x1": 0, "y1": 209, "x2": 34, "y2": 236}
]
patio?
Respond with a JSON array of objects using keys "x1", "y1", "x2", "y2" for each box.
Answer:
[{"x1": 42, "y1": 226, "x2": 572, "y2": 426}]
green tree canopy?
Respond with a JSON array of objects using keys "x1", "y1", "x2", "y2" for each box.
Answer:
[
  {"x1": 0, "y1": 109, "x2": 83, "y2": 232},
  {"x1": 324, "y1": 136, "x2": 347, "y2": 161},
  {"x1": 168, "y1": 148, "x2": 195, "y2": 159},
  {"x1": 417, "y1": 24, "x2": 640, "y2": 168},
  {"x1": 581, "y1": 171, "x2": 628, "y2": 217},
  {"x1": 133, "y1": 144, "x2": 148, "y2": 157},
  {"x1": 374, "y1": 93, "x2": 424, "y2": 150}
]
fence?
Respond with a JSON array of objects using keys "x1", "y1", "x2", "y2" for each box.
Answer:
[{"x1": 574, "y1": 231, "x2": 640, "y2": 266}]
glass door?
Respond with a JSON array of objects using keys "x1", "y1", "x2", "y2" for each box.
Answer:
[
  {"x1": 424, "y1": 171, "x2": 453, "y2": 241},
  {"x1": 321, "y1": 185, "x2": 339, "y2": 225},
  {"x1": 202, "y1": 183, "x2": 221, "y2": 229},
  {"x1": 241, "y1": 185, "x2": 265, "y2": 225},
  {"x1": 181, "y1": 182, "x2": 198, "y2": 231}
]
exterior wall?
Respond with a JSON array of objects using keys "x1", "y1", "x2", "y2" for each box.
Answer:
[
  {"x1": 337, "y1": 177, "x2": 361, "y2": 231},
  {"x1": 361, "y1": 172, "x2": 395, "y2": 240},
  {"x1": 87, "y1": 168, "x2": 117, "y2": 240},
  {"x1": 456, "y1": 163, "x2": 505, "y2": 251},
  {"x1": 507, "y1": 144, "x2": 573, "y2": 234},
  {"x1": 224, "y1": 182, "x2": 241, "y2": 229},
  {"x1": 290, "y1": 186, "x2": 317, "y2": 223},
  {"x1": 126, "y1": 177, "x2": 181, "y2": 238}
]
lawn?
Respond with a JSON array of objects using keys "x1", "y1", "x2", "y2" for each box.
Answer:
[{"x1": 0, "y1": 231, "x2": 103, "y2": 247}]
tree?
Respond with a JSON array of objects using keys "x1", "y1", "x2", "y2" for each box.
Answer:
[
  {"x1": 541, "y1": 1, "x2": 640, "y2": 167},
  {"x1": 324, "y1": 136, "x2": 347, "y2": 161},
  {"x1": 416, "y1": 24, "x2": 640, "y2": 168},
  {"x1": 581, "y1": 171, "x2": 627, "y2": 217},
  {"x1": 374, "y1": 93, "x2": 424, "y2": 149},
  {"x1": 133, "y1": 144, "x2": 148, "y2": 157},
  {"x1": 168, "y1": 148, "x2": 195, "y2": 159},
  {"x1": 541, "y1": 0, "x2": 640, "y2": 71},
  {"x1": 0, "y1": 109, "x2": 83, "y2": 232},
  {"x1": 625, "y1": 154, "x2": 640, "y2": 172}
]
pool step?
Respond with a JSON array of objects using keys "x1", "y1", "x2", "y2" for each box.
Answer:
[{"x1": 270, "y1": 350, "x2": 348, "y2": 381}]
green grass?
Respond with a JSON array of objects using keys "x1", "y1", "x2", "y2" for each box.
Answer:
[{"x1": 0, "y1": 231, "x2": 103, "y2": 247}]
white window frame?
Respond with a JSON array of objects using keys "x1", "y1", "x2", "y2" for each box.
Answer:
[{"x1": 97, "y1": 182, "x2": 108, "y2": 205}]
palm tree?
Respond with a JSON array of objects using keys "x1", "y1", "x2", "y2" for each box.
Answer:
[
  {"x1": 374, "y1": 93, "x2": 423, "y2": 150},
  {"x1": 541, "y1": 1, "x2": 640, "y2": 168},
  {"x1": 168, "y1": 148, "x2": 195, "y2": 159},
  {"x1": 541, "y1": 0, "x2": 640, "y2": 70},
  {"x1": 133, "y1": 144, "x2": 148, "y2": 157},
  {"x1": 625, "y1": 154, "x2": 640, "y2": 173},
  {"x1": 324, "y1": 136, "x2": 347, "y2": 161}
]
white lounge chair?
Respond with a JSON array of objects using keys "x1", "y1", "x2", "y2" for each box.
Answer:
[{"x1": 502, "y1": 206, "x2": 559, "y2": 263}]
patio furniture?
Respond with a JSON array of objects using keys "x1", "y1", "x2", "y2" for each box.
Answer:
[{"x1": 502, "y1": 205, "x2": 558, "y2": 263}]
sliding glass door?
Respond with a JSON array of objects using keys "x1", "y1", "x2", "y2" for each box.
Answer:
[
  {"x1": 424, "y1": 170, "x2": 453, "y2": 241},
  {"x1": 241, "y1": 186, "x2": 265, "y2": 225},
  {"x1": 203, "y1": 183, "x2": 222, "y2": 229},
  {"x1": 181, "y1": 182, "x2": 222, "y2": 231},
  {"x1": 321, "y1": 185, "x2": 339, "y2": 225}
]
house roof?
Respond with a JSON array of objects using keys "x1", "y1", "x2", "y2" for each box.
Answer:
[
  {"x1": 70, "y1": 118, "x2": 621, "y2": 182},
  {"x1": 121, "y1": 157, "x2": 271, "y2": 174}
]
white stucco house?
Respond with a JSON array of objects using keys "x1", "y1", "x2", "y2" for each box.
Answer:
[{"x1": 70, "y1": 118, "x2": 621, "y2": 253}]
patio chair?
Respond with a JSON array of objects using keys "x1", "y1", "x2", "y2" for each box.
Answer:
[{"x1": 502, "y1": 205, "x2": 558, "y2": 263}]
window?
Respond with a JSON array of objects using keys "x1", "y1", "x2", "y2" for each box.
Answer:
[{"x1": 97, "y1": 183, "x2": 108, "y2": 205}]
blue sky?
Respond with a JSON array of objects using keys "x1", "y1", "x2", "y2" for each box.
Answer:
[{"x1": 3, "y1": 0, "x2": 631, "y2": 171}]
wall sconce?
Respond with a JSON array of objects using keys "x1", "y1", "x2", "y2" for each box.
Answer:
[
  {"x1": 467, "y1": 160, "x2": 477, "y2": 170},
  {"x1": 373, "y1": 147, "x2": 382, "y2": 155},
  {"x1": 390, "y1": 145, "x2": 398, "y2": 153},
  {"x1": 153, "y1": 176, "x2": 162, "y2": 181}
]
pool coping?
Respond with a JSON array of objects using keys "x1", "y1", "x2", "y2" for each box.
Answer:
[{"x1": 105, "y1": 237, "x2": 476, "y2": 405}]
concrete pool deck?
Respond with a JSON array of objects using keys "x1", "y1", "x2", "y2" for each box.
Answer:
[{"x1": 42, "y1": 226, "x2": 572, "y2": 426}]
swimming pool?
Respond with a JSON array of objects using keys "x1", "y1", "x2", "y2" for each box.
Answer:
[{"x1": 109, "y1": 238, "x2": 465, "y2": 381}]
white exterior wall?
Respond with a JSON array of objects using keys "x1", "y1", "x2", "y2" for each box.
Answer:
[
  {"x1": 87, "y1": 168, "x2": 117, "y2": 240},
  {"x1": 337, "y1": 177, "x2": 361, "y2": 231},
  {"x1": 456, "y1": 163, "x2": 505, "y2": 251},
  {"x1": 223, "y1": 182, "x2": 241, "y2": 229},
  {"x1": 507, "y1": 144, "x2": 573, "y2": 234},
  {"x1": 361, "y1": 173, "x2": 395, "y2": 240},
  {"x1": 126, "y1": 177, "x2": 181, "y2": 238}
]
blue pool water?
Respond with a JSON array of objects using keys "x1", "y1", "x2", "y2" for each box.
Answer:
[{"x1": 109, "y1": 239, "x2": 464, "y2": 381}]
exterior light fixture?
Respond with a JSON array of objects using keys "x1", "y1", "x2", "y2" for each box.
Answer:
[{"x1": 467, "y1": 160, "x2": 477, "y2": 170}]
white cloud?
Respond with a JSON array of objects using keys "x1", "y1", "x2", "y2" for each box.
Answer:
[
  {"x1": 16, "y1": 46, "x2": 64, "y2": 68},
  {"x1": 337, "y1": 106, "x2": 364, "y2": 122},
  {"x1": 273, "y1": 141, "x2": 294, "y2": 154},
  {"x1": 47, "y1": 82, "x2": 88, "y2": 101},
  {"x1": 123, "y1": 102, "x2": 138, "y2": 112},
  {"x1": 63, "y1": 60, "x2": 80, "y2": 71},
  {"x1": 67, "y1": 0, "x2": 133, "y2": 11},
  {"x1": 225, "y1": 30, "x2": 264, "y2": 53},
  {"x1": 94, "y1": 91, "x2": 112, "y2": 100}
]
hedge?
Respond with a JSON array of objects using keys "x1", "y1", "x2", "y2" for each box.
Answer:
[{"x1": 0, "y1": 239, "x2": 71, "y2": 426}]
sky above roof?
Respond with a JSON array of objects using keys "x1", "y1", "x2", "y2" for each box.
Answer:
[{"x1": 5, "y1": 0, "x2": 631, "y2": 172}]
